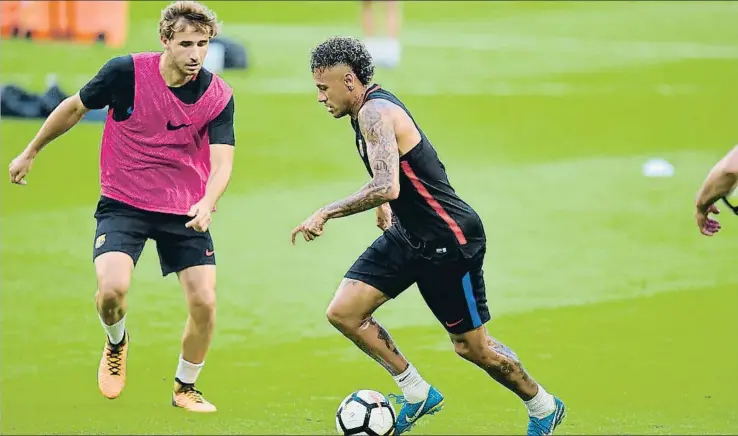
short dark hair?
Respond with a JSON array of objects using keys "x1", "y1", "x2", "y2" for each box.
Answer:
[{"x1": 310, "y1": 37, "x2": 374, "y2": 86}]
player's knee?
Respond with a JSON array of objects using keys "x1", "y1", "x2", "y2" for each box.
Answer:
[
  {"x1": 186, "y1": 288, "x2": 216, "y2": 320},
  {"x1": 327, "y1": 279, "x2": 385, "y2": 332},
  {"x1": 326, "y1": 304, "x2": 357, "y2": 332},
  {"x1": 96, "y1": 276, "x2": 129, "y2": 305},
  {"x1": 452, "y1": 337, "x2": 487, "y2": 364},
  {"x1": 94, "y1": 252, "x2": 133, "y2": 304},
  {"x1": 325, "y1": 305, "x2": 345, "y2": 330},
  {"x1": 179, "y1": 268, "x2": 216, "y2": 321},
  {"x1": 452, "y1": 338, "x2": 475, "y2": 361}
]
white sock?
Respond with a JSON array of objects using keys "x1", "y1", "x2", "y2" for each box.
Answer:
[
  {"x1": 175, "y1": 355, "x2": 204, "y2": 385},
  {"x1": 524, "y1": 384, "x2": 556, "y2": 418},
  {"x1": 392, "y1": 363, "x2": 430, "y2": 403},
  {"x1": 99, "y1": 314, "x2": 126, "y2": 345}
]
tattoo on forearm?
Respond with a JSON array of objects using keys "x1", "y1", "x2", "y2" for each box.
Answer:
[{"x1": 322, "y1": 100, "x2": 399, "y2": 219}]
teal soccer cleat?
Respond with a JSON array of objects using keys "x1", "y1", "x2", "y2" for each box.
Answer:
[
  {"x1": 527, "y1": 397, "x2": 566, "y2": 436},
  {"x1": 389, "y1": 386, "x2": 445, "y2": 434}
]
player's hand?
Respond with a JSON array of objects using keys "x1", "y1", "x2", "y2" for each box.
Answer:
[
  {"x1": 291, "y1": 209, "x2": 328, "y2": 244},
  {"x1": 376, "y1": 203, "x2": 393, "y2": 231},
  {"x1": 8, "y1": 151, "x2": 35, "y2": 185},
  {"x1": 185, "y1": 198, "x2": 214, "y2": 232},
  {"x1": 695, "y1": 203, "x2": 721, "y2": 236}
]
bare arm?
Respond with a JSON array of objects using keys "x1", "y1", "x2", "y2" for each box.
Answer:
[
  {"x1": 203, "y1": 144, "x2": 235, "y2": 207},
  {"x1": 695, "y1": 145, "x2": 738, "y2": 211},
  {"x1": 10, "y1": 56, "x2": 124, "y2": 185},
  {"x1": 24, "y1": 93, "x2": 90, "y2": 157},
  {"x1": 320, "y1": 100, "x2": 401, "y2": 219}
]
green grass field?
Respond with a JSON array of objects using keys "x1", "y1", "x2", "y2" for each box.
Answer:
[{"x1": 2, "y1": 1, "x2": 738, "y2": 434}]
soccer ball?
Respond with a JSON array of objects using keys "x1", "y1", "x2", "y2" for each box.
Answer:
[{"x1": 336, "y1": 389, "x2": 396, "y2": 436}]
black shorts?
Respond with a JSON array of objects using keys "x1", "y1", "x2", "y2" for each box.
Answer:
[
  {"x1": 92, "y1": 196, "x2": 215, "y2": 276},
  {"x1": 345, "y1": 227, "x2": 490, "y2": 334}
]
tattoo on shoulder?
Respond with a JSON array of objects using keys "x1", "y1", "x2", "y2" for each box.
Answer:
[
  {"x1": 317, "y1": 100, "x2": 400, "y2": 220},
  {"x1": 358, "y1": 100, "x2": 399, "y2": 180}
]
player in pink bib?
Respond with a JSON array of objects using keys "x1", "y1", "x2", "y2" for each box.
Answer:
[{"x1": 8, "y1": 1, "x2": 234, "y2": 412}]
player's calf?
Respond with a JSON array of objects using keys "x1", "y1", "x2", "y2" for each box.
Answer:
[
  {"x1": 173, "y1": 265, "x2": 217, "y2": 412},
  {"x1": 327, "y1": 279, "x2": 442, "y2": 433},
  {"x1": 451, "y1": 327, "x2": 564, "y2": 434},
  {"x1": 326, "y1": 308, "x2": 409, "y2": 376},
  {"x1": 95, "y1": 251, "x2": 134, "y2": 399},
  {"x1": 326, "y1": 280, "x2": 408, "y2": 376},
  {"x1": 179, "y1": 265, "x2": 217, "y2": 364},
  {"x1": 327, "y1": 307, "x2": 433, "y2": 407},
  {"x1": 451, "y1": 331, "x2": 538, "y2": 399}
]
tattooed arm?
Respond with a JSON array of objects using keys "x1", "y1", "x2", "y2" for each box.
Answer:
[
  {"x1": 290, "y1": 100, "x2": 401, "y2": 244},
  {"x1": 321, "y1": 99, "x2": 401, "y2": 219}
]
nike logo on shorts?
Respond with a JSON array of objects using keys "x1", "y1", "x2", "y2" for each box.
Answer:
[{"x1": 445, "y1": 318, "x2": 464, "y2": 328}]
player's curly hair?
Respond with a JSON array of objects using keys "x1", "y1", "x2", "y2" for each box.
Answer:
[
  {"x1": 159, "y1": 1, "x2": 220, "y2": 40},
  {"x1": 310, "y1": 37, "x2": 374, "y2": 86}
]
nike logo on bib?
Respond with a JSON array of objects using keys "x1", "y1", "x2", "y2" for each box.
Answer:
[{"x1": 166, "y1": 121, "x2": 192, "y2": 131}]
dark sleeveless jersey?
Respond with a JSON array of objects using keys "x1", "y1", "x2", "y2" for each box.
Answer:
[{"x1": 350, "y1": 84, "x2": 485, "y2": 258}]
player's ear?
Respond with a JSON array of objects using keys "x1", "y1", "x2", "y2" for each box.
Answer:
[
  {"x1": 344, "y1": 72, "x2": 355, "y2": 91},
  {"x1": 160, "y1": 35, "x2": 169, "y2": 49}
]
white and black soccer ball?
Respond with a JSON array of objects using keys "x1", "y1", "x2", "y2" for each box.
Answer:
[{"x1": 335, "y1": 389, "x2": 396, "y2": 436}]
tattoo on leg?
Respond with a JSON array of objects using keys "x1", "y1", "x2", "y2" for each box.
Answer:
[
  {"x1": 344, "y1": 317, "x2": 404, "y2": 376},
  {"x1": 489, "y1": 337, "x2": 519, "y2": 361},
  {"x1": 371, "y1": 318, "x2": 401, "y2": 356},
  {"x1": 450, "y1": 330, "x2": 540, "y2": 400},
  {"x1": 347, "y1": 335, "x2": 400, "y2": 375},
  {"x1": 489, "y1": 338, "x2": 530, "y2": 382},
  {"x1": 498, "y1": 360, "x2": 515, "y2": 375},
  {"x1": 449, "y1": 335, "x2": 537, "y2": 400}
]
